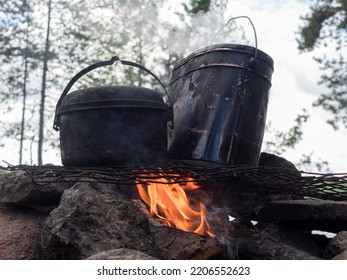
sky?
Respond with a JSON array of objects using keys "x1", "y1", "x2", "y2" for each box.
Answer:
[{"x1": 1, "y1": 0, "x2": 346, "y2": 172}]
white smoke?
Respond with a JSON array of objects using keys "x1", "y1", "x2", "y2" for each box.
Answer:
[
  {"x1": 206, "y1": 207, "x2": 240, "y2": 259},
  {"x1": 162, "y1": 7, "x2": 252, "y2": 56}
]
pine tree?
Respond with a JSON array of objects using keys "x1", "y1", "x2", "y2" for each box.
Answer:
[{"x1": 297, "y1": 0, "x2": 347, "y2": 129}]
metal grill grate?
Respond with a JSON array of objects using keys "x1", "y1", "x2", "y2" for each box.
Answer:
[{"x1": 3, "y1": 160, "x2": 347, "y2": 201}]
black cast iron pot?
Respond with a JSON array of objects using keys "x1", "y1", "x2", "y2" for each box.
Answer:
[{"x1": 53, "y1": 56, "x2": 173, "y2": 167}]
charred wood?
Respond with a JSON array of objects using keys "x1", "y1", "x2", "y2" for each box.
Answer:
[{"x1": 256, "y1": 200, "x2": 347, "y2": 233}]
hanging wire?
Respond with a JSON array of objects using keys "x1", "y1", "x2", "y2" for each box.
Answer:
[{"x1": 211, "y1": 15, "x2": 258, "y2": 61}]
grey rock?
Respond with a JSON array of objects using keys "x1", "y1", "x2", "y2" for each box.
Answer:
[
  {"x1": 0, "y1": 171, "x2": 70, "y2": 206},
  {"x1": 0, "y1": 204, "x2": 47, "y2": 259},
  {"x1": 86, "y1": 249, "x2": 157, "y2": 260},
  {"x1": 41, "y1": 182, "x2": 151, "y2": 259},
  {"x1": 259, "y1": 152, "x2": 299, "y2": 171},
  {"x1": 331, "y1": 249, "x2": 347, "y2": 260},
  {"x1": 323, "y1": 231, "x2": 347, "y2": 259}
]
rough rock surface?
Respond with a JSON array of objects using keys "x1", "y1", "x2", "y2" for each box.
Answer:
[
  {"x1": 0, "y1": 171, "x2": 70, "y2": 206},
  {"x1": 41, "y1": 181, "x2": 151, "y2": 259},
  {"x1": 0, "y1": 204, "x2": 47, "y2": 259},
  {"x1": 86, "y1": 249, "x2": 157, "y2": 260},
  {"x1": 258, "y1": 152, "x2": 300, "y2": 171},
  {"x1": 331, "y1": 249, "x2": 347, "y2": 260},
  {"x1": 322, "y1": 231, "x2": 347, "y2": 259}
]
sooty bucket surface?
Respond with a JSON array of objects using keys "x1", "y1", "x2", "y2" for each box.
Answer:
[{"x1": 167, "y1": 44, "x2": 274, "y2": 166}]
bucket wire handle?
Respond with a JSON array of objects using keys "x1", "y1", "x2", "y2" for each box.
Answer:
[
  {"x1": 53, "y1": 56, "x2": 174, "y2": 131},
  {"x1": 212, "y1": 15, "x2": 258, "y2": 61}
]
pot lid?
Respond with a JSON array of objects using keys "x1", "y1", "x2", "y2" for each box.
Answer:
[{"x1": 56, "y1": 86, "x2": 169, "y2": 116}]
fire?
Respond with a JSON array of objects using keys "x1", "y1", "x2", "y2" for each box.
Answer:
[{"x1": 136, "y1": 174, "x2": 215, "y2": 238}]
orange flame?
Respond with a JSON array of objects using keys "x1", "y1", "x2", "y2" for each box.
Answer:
[{"x1": 136, "y1": 174, "x2": 215, "y2": 238}]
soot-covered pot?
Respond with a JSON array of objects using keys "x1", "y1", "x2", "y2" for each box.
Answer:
[{"x1": 53, "y1": 56, "x2": 173, "y2": 166}]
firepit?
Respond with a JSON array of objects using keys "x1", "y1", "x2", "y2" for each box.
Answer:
[{"x1": 1, "y1": 156, "x2": 347, "y2": 260}]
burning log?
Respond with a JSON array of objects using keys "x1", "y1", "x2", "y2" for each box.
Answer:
[
  {"x1": 132, "y1": 200, "x2": 223, "y2": 260},
  {"x1": 228, "y1": 220, "x2": 325, "y2": 260},
  {"x1": 237, "y1": 234, "x2": 322, "y2": 260},
  {"x1": 135, "y1": 173, "x2": 215, "y2": 238}
]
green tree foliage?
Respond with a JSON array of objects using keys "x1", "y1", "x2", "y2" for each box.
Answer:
[
  {"x1": 184, "y1": 0, "x2": 211, "y2": 14},
  {"x1": 297, "y1": 0, "x2": 347, "y2": 129},
  {"x1": 0, "y1": 0, "x2": 96, "y2": 164},
  {"x1": 183, "y1": 0, "x2": 228, "y2": 15},
  {"x1": 0, "y1": 0, "x2": 40, "y2": 164}
]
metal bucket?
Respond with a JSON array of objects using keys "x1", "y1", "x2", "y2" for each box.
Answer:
[{"x1": 167, "y1": 43, "x2": 274, "y2": 165}]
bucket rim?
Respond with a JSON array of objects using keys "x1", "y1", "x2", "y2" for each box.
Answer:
[{"x1": 173, "y1": 43, "x2": 274, "y2": 71}]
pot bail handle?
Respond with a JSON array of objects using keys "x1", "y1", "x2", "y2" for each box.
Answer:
[
  {"x1": 53, "y1": 56, "x2": 174, "y2": 131},
  {"x1": 211, "y1": 15, "x2": 258, "y2": 62}
]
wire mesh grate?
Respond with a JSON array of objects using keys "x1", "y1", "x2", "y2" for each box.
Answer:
[{"x1": 2, "y1": 160, "x2": 347, "y2": 201}]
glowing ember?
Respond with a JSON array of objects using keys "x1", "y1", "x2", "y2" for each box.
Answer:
[{"x1": 136, "y1": 174, "x2": 215, "y2": 238}]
